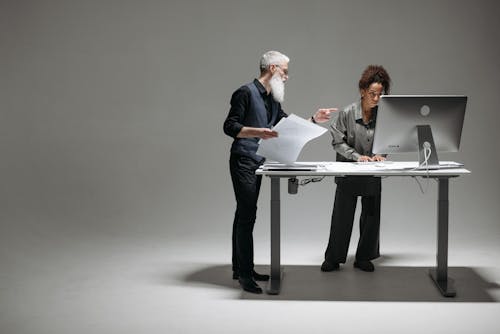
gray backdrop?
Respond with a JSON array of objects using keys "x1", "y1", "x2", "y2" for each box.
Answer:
[{"x1": 1, "y1": 0, "x2": 499, "y2": 297}]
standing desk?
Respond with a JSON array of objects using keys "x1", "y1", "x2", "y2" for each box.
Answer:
[{"x1": 256, "y1": 161, "x2": 470, "y2": 297}]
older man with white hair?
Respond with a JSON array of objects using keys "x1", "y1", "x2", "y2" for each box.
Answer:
[{"x1": 223, "y1": 50, "x2": 336, "y2": 294}]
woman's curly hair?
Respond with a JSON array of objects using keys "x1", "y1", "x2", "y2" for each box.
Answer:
[{"x1": 358, "y1": 65, "x2": 391, "y2": 94}]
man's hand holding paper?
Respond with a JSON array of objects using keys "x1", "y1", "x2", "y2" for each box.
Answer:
[{"x1": 256, "y1": 114, "x2": 330, "y2": 164}]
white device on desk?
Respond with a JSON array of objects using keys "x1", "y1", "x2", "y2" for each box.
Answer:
[{"x1": 372, "y1": 95, "x2": 467, "y2": 169}]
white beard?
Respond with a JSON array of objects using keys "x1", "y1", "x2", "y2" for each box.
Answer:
[{"x1": 269, "y1": 73, "x2": 285, "y2": 103}]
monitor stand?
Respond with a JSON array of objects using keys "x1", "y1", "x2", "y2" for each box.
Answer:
[{"x1": 417, "y1": 125, "x2": 440, "y2": 169}]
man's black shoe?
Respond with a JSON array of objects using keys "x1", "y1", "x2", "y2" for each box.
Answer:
[
  {"x1": 233, "y1": 270, "x2": 270, "y2": 281},
  {"x1": 354, "y1": 260, "x2": 375, "y2": 272},
  {"x1": 252, "y1": 271, "x2": 270, "y2": 281},
  {"x1": 238, "y1": 277, "x2": 263, "y2": 294},
  {"x1": 320, "y1": 260, "x2": 340, "y2": 272}
]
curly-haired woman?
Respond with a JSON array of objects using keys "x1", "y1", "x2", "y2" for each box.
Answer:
[{"x1": 321, "y1": 65, "x2": 391, "y2": 273}]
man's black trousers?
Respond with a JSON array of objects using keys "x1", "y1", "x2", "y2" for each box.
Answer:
[{"x1": 229, "y1": 154, "x2": 263, "y2": 278}]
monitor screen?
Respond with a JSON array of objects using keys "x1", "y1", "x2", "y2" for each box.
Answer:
[{"x1": 372, "y1": 95, "x2": 467, "y2": 155}]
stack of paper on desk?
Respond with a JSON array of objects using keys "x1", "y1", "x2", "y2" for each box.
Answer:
[
  {"x1": 323, "y1": 161, "x2": 464, "y2": 172},
  {"x1": 256, "y1": 114, "x2": 327, "y2": 165},
  {"x1": 261, "y1": 162, "x2": 322, "y2": 171}
]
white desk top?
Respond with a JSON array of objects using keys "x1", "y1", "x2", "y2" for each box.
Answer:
[{"x1": 256, "y1": 161, "x2": 471, "y2": 177}]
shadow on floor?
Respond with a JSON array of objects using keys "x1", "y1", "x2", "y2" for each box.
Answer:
[{"x1": 183, "y1": 263, "x2": 500, "y2": 302}]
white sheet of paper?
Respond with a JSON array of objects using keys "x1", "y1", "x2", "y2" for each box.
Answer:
[
  {"x1": 323, "y1": 161, "x2": 464, "y2": 172},
  {"x1": 256, "y1": 114, "x2": 328, "y2": 164}
]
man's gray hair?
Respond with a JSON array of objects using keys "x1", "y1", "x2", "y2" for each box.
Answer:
[{"x1": 259, "y1": 50, "x2": 289, "y2": 72}]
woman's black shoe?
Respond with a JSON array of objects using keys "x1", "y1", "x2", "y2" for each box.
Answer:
[
  {"x1": 320, "y1": 261, "x2": 340, "y2": 272},
  {"x1": 354, "y1": 260, "x2": 375, "y2": 272}
]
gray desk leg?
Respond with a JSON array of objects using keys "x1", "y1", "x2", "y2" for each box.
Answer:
[
  {"x1": 267, "y1": 176, "x2": 282, "y2": 295},
  {"x1": 429, "y1": 177, "x2": 456, "y2": 297}
]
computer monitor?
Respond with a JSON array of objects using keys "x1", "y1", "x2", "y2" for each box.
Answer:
[{"x1": 372, "y1": 95, "x2": 467, "y2": 169}]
